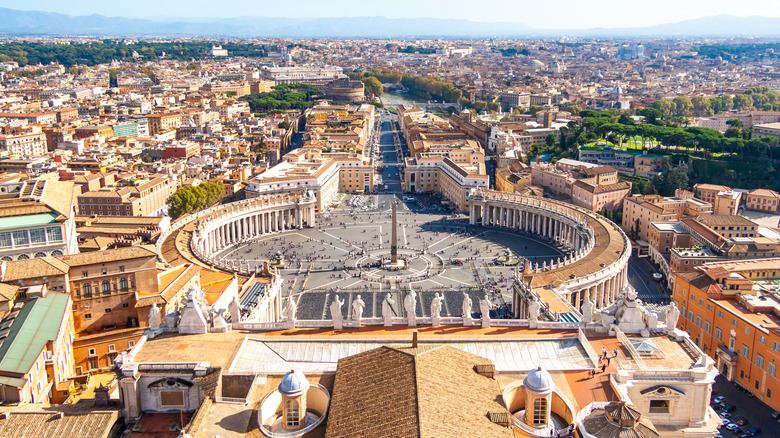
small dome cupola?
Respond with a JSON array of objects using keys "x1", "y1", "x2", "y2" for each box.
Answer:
[
  {"x1": 523, "y1": 366, "x2": 554, "y2": 395},
  {"x1": 279, "y1": 369, "x2": 311, "y2": 397}
]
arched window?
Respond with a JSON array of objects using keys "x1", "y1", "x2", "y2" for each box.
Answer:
[
  {"x1": 82, "y1": 283, "x2": 91, "y2": 296},
  {"x1": 533, "y1": 397, "x2": 547, "y2": 426},
  {"x1": 119, "y1": 277, "x2": 128, "y2": 290},
  {"x1": 16, "y1": 254, "x2": 29, "y2": 260},
  {"x1": 102, "y1": 280, "x2": 110, "y2": 293},
  {"x1": 34, "y1": 252, "x2": 46, "y2": 258},
  {"x1": 285, "y1": 399, "x2": 300, "y2": 428},
  {"x1": 50, "y1": 250, "x2": 63, "y2": 256}
]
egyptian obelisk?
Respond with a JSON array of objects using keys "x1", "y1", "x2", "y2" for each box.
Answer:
[{"x1": 390, "y1": 200, "x2": 398, "y2": 263}]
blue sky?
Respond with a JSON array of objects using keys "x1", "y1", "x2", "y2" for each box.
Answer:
[{"x1": 2, "y1": 0, "x2": 780, "y2": 29}]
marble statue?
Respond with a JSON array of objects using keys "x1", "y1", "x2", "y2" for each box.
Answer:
[
  {"x1": 528, "y1": 299, "x2": 540, "y2": 321},
  {"x1": 352, "y1": 294, "x2": 365, "y2": 323},
  {"x1": 330, "y1": 294, "x2": 345, "y2": 329},
  {"x1": 582, "y1": 299, "x2": 594, "y2": 324},
  {"x1": 479, "y1": 294, "x2": 492, "y2": 328},
  {"x1": 228, "y1": 296, "x2": 241, "y2": 325},
  {"x1": 649, "y1": 312, "x2": 658, "y2": 330},
  {"x1": 381, "y1": 293, "x2": 395, "y2": 326},
  {"x1": 461, "y1": 292, "x2": 473, "y2": 319},
  {"x1": 285, "y1": 296, "x2": 297, "y2": 329},
  {"x1": 430, "y1": 293, "x2": 442, "y2": 325},
  {"x1": 666, "y1": 302, "x2": 680, "y2": 331},
  {"x1": 148, "y1": 303, "x2": 161, "y2": 331},
  {"x1": 404, "y1": 290, "x2": 417, "y2": 327}
]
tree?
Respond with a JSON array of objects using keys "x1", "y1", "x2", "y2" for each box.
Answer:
[
  {"x1": 361, "y1": 76, "x2": 383, "y2": 97},
  {"x1": 528, "y1": 105, "x2": 543, "y2": 116},
  {"x1": 691, "y1": 96, "x2": 712, "y2": 116},
  {"x1": 166, "y1": 182, "x2": 226, "y2": 219},
  {"x1": 638, "y1": 108, "x2": 662, "y2": 125},
  {"x1": 726, "y1": 119, "x2": 744, "y2": 128},
  {"x1": 545, "y1": 133, "x2": 556, "y2": 147},
  {"x1": 652, "y1": 100, "x2": 674, "y2": 118},
  {"x1": 733, "y1": 94, "x2": 754, "y2": 111},
  {"x1": 487, "y1": 101, "x2": 500, "y2": 112},
  {"x1": 673, "y1": 96, "x2": 693, "y2": 117}
]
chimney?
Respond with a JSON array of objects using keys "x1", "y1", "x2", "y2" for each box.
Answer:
[{"x1": 412, "y1": 329, "x2": 418, "y2": 348}]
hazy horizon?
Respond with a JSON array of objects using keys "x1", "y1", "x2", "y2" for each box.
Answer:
[{"x1": 2, "y1": 0, "x2": 780, "y2": 30}]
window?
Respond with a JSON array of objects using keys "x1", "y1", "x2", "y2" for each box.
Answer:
[
  {"x1": 769, "y1": 388, "x2": 773, "y2": 398},
  {"x1": 285, "y1": 399, "x2": 300, "y2": 428},
  {"x1": 82, "y1": 283, "x2": 91, "y2": 296},
  {"x1": 769, "y1": 362, "x2": 776, "y2": 377},
  {"x1": 755, "y1": 380, "x2": 760, "y2": 390},
  {"x1": 741, "y1": 344, "x2": 749, "y2": 358},
  {"x1": 695, "y1": 316, "x2": 702, "y2": 328},
  {"x1": 119, "y1": 277, "x2": 128, "y2": 290},
  {"x1": 88, "y1": 348, "x2": 96, "y2": 356},
  {"x1": 746, "y1": 327, "x2": 750, "y2": 335},
  {"x1": 101, "y1": 268, "x2": 107, "y2": 275},
  {"x1": 757, "y1": 354, "x2": 764, "y2": 369},
  {"x1": 688, "y1": 311, "x2": 694, "y2": 321},
  {"x1": 732, "y1": 319, "x2": 738, "y2": 327},
  {"x1": 104, "y1": 308, "x2": 111, "y2": 314},
  {"x1": 718, "y1": 310, "x2": 724, "y2": 318},
  {"x1": 29, "y1": 229, "x2": 45, "y2": 244},
  {"x1": 703, "y1": 321, "x2": 711, "y2": 334},
  {"x1": 84, "y1": 313, "x2": 91, "y2": 320},
  {"x1": 649, "y1": 400, "x2": 670, "y2": 414},
  {"x1": 773, "y1": 341, "x2": 780, "y2": 353},
  {"x1": 740, "y1": 370, "x2": 745, "y2": 379},
  {"x1": 122, "y1": 303, "x2": 129, "y2": 308},
  {"x1": 12, "y1": 230, "x2": 28, "y2": 245},
  {"x1": 101, "y1": 280, "x2": 110, "y2": 293},
  {"x1": 760, "y1": 336, "x2": 766, "y2": 344},
  {"x1": 128, "y1": 340, "x2": 135, "y2": 348},
  {"x1": 46, "y1": 227, "x2": 62, "y2": 242},
  {"x1": 82, "y1": 271, "x2": 88, "y2": 278},
  {"x1": 532, "y1": 397, "x2": 547, "y2": 425},
  {"x1": 108, "y1": 344, "x2": 115, "y2": 352},
  {"x1": 0, "y1": 232, "x2": 10, "y2": 248},
  {"x1": 119, "y1": 265, "x2": 125, "y2": 273}
]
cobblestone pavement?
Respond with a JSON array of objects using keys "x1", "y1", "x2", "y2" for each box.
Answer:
[{"x1": 216, "y1": 195, "x2": 568, "y2": 320}]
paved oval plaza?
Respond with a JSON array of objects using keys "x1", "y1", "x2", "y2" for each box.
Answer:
[{"x1": 215, "y1": 193, "x2": 566, "y2": 320}]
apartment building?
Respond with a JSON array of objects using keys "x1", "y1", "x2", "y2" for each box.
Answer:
[
  {"x1": 0, "y1": 126, "x2": 48, "y2": 157},
  {"x1": 694, "y1": 183, "x2": 743, "y2": 216},
  {"x1": 673, "y1": 259, "x2": 780, "y2": 411},
  {"x1": 745, "y1": 189, "x2": 780, "y2": 213},
  {"x1": 77, "y1": 175, "x2": 177, "y2": 217},
  {"x1": 621, "y1": 191, "x2": 712, "y2": 243},
  {"x1": 147, "y1": 113, "x2": 183, "y2": 135},
  {"x1": 496, "y1": 162, "x2": 532, "y2": 194},
  {"x1": 0, "y1": 180, "x2": 78, "y2": 261},
  {"x1": 0, "y1": 287, "x2": 73, "y2": 404},
  {"x1": 403, "y1": 156, "x2": 489, "y2": 209},
  {"x1": 670, "y1": 215, "x2": 780, "y2": 273}
]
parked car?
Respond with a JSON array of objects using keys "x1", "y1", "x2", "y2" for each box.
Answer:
[
  {"x1": 736, "y1": 418, "x2": 749, "y2": 426},
  {"x1": 772, "y1": 411, "x2": 780, "y2": 419},
  {"x1": 726, "y1": 423, "x2": 739, "y2": 431},
  {"x1": 713, "y1": 396, "x2": 726, "y2": 404},
  {"x1": 747, "y1": 427, "x2": 761, "y2": 436},
  {"x1": 721, "y1": 404, "x2": 736, "y2": 412},
  {"x1": 720, "y1": 412, "x2": 732, "y2": 419}
]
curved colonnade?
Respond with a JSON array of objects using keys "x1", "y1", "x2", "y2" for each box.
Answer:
[
  {"x1": 467, "y1": 190, "x2": 631, "y2": 312},
  {"x1": 188, "y1": 192, "x2": 317, "y2": 272},
  {"x1": 159, "y1": 189, "x2": 631, "y2": 316}
]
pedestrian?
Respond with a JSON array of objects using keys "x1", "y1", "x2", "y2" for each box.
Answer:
[
  {"x1": 601, "y1": 364, "x2": 606, "y2": 373},
  {"x1": 602, "y1": 347, "x2": 607, "y2": 358},
  {"x1": 613, "y1": 349, "x2": 618, "y2": 358}
]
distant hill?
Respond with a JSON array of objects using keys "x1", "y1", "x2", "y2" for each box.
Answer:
[{"x1": 0, "y1": 8, "x2": 778, "y2": 38}]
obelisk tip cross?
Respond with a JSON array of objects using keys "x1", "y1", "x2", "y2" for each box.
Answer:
[{"x1": 390, "y1": 200, "x2": 398, "y2": 263}]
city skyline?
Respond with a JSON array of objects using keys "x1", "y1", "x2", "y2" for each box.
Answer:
[{"x1": 2, "y1": 0, "x2": 780, "y2": 30}]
